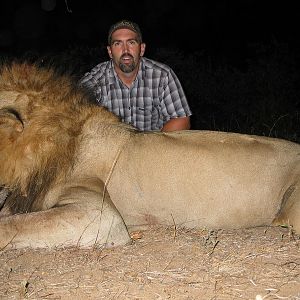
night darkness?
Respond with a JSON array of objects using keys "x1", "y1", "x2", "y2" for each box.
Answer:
[
  {"x1": 1, "y1": 1, "x2": 300, "y2": 56},
  {"x1": 0, "y1": 0, "x2": 300, "y2": 139}
]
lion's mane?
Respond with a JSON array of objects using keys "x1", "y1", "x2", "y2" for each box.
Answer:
[{"x1": 0, "y1": 62, "x2": 119, "y2": 213}]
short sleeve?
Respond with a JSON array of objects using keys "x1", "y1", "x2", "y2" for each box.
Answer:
[{"x1": 159, "y1": 69, "x2": 192, "y2": 121}]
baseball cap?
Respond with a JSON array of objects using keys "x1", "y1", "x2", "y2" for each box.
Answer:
[{"x1": 108, "y1": 20, "x2": 142, "y2": 45}]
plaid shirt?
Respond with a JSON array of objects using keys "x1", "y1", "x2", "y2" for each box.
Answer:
[{"x1": 80, "y1": 57, "x2": 192, "y2": 131}]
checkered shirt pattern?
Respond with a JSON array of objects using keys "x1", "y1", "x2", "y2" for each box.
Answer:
[{"x1": 79, "y1": 57, "x2": 192, "y2": 131}]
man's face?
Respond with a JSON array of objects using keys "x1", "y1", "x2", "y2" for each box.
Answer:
[{"x1": 107, "y1": 28, "x2": 146, "y2": 73}]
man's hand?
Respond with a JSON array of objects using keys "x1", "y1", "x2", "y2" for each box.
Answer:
[{"x1": 161, "y1": 116, "x2": 191, "y2": 132}]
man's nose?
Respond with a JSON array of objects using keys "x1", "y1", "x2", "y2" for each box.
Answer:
[{"x1": 122, "y1": 42, "x2": 129, "y2": 52}]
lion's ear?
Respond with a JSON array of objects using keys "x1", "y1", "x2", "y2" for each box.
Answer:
[{"x1": 0, "y1": 108, "x2": 24, "y2": 134}]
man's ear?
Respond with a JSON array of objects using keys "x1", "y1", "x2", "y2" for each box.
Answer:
[
  {"x1": 140, "y1": 43, "x2": 146, "y2": 57},
  {"x1": 107, "y1": 46, "x2": 113, "y2": 59}
]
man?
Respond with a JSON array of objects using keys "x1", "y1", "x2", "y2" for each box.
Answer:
[{"x1": 80, "y1": 20, "x2": 192, "y2": 131}]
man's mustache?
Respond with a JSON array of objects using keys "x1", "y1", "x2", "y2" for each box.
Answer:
[{"x1": 121, "y1": 53, "x2": 134, "y2": 59}]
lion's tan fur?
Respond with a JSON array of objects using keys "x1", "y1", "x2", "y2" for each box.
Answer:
[{"x1": 0, "y1": 62, "x2": 300, "y2": 249}]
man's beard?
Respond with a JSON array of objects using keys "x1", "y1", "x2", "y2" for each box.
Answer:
[
  {"x1": 119, "y1": 62, "x2": 136, "y2": 73},
  {"x1": 119, "y1": 54, "x2": 136, "y2": 73}
]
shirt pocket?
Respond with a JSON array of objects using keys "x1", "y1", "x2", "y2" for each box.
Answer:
[
  {"x1": 135, "y1": 86, "x2": 160, "y2": 114},
  {"x1": 136, "y1": 96, "x2": 153, "y2": 114}
]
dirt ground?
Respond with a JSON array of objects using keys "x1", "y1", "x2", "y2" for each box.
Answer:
[{"x1": 0, "y1": 225, "x2": 299, "y2": 300}]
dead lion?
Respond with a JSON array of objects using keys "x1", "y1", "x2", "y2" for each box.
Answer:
[{"x1": 0, "y1": 62, "x2": 299, "y2": 250}]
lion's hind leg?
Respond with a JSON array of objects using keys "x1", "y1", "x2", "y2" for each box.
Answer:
[{"x1": 272, "y1": 183, "x2": 300, "y2": 235}]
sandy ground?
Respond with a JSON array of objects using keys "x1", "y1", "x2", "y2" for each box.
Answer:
[{"x1": 0, "y1": 225, "x2": 299, "y2": 300}]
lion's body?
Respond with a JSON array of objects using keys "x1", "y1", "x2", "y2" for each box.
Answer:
[
  {"x1": 0, "y1": 62, "x2": 300, "y2": 249},
  {"x1": 108, "y1": 131, "x2": 300, "y2": 230}
]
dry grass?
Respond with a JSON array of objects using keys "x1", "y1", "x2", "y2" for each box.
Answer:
[{"x1": 0, "y1": 225, "x2": 299, "y2": 299}]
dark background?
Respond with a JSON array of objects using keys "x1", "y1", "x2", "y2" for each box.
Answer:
[
  {"x1": 1, "y1": 0, "x2": 299, "y2": 59},
  {"x1": 0, "y1": 0, "x2": 299, "y2": 139}
]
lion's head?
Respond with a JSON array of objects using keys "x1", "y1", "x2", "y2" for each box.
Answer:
[{"x1": 0, "y1": 62, "x2": 119, "y2": 213}]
